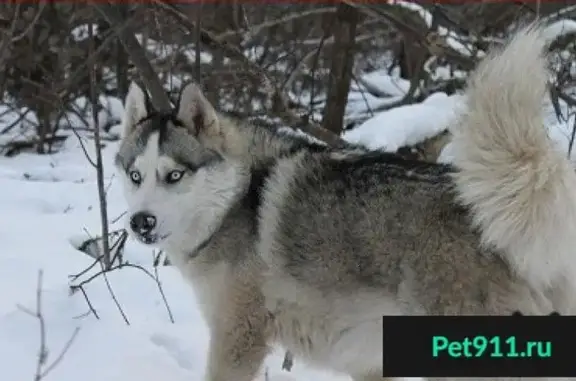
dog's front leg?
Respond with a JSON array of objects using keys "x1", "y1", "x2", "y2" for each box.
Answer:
[{"x1": 205, "y1": 278, "x2": 271, "y2": 381}]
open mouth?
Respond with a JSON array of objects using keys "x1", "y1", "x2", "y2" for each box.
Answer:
[
  {"x1": 139, "y1": 235, "x2": 158, "y2": 245},
  {"x1": 136, "y1": 233, "x2": 170, "y2": 245}
]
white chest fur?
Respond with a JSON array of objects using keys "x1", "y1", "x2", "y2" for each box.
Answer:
[{"x1": 169, "y1": 251, "x2": 229, "y2": 324}]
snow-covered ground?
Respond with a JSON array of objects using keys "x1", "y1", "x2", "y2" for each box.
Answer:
[{"x1": 1, "y1": 73, "x2": 576, "y2": 381}]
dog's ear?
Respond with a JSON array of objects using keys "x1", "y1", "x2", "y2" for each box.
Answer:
[
  {"x1": 121, "y1": 82, "x2": 149, "y2": 139},
  {"x1": 176, "y1": 82, "x2": 220, "y2": 138}
]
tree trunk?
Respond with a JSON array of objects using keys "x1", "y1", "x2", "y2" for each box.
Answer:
[{"x1": 321, "y1": 3, "x2": 358, "y2": 135}]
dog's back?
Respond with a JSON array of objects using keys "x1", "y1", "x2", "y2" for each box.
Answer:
[{"x1": 259, "y1": 145, "x2": 553, "y2": 315}]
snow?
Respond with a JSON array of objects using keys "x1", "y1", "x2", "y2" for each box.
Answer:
[
  {"x1": 70, "y1": 24, "x2": 100, "y2": 41},
  {"x1": 386, "y1": 0, "x2": 477, "y2": 58},
  {"x1": 343, "y1": 92, "x2": 464, "y2": 152},
  {"x1": 542, "y1": 19, "x2": 576, "y2": 42},
  {"x1": 357, "y1": 70, "x2": 411, "y2": 98},
  {"x1": 1, "y1": 59, "x2": 576, "y2": 381}
]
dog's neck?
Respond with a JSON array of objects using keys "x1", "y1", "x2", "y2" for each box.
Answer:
[
  {"x1": 187, "y1": 165, "x2": 271, "y2": 260},
  {"x1": 212, "y1": 114, "x2": 330, "y2": 169},
  {"x1": 161, "y1": 160, "x2": 271, "y2": 266}
]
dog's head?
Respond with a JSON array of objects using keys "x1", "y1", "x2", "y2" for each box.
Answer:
[{"x1": 114, "y1": 82, "x2": 247, "y2": 249}]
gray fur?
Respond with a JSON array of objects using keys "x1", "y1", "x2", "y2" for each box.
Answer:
[{"x1": 115, "y1": 25, "x2": 576, "y2": 381}]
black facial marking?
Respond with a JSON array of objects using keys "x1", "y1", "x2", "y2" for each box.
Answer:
[
  {"x1": 243, "y1": 166, "x2": 271, "y2": 214},
  {"x1": 136, "y1": 111, "x2": 184, "y2": 145},
  {"x1": 174, "y1": 158, "x2": 199, "y2": 173},
  {"x1": 187, "y1": 163, "x2": 272, "y2": 261},
  {"x1": 118, "y1": 111, "x2": 187, "y2": 172},
  {"x1": 173, "y1": 149, "x2": 223, "y2": 173}
]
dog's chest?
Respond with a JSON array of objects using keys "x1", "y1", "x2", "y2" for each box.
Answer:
[{"x1": 179, "y1": 259, "x2": 229, "y2": 323}]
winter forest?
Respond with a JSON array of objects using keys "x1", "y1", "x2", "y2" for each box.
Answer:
[{"x1": 1, "y1": 1, "x2": 576, "y2": 380}]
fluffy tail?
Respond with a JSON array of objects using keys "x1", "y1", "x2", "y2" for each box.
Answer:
[{"x1": 450, "y1": 24, "x2": 576, "y2": 287}]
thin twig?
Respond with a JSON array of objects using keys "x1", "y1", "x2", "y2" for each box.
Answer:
[
  {"x1": 72, "y1": 284, "x2": 100, "y2": 320},
  {"x1": 111, "y1": 210, "x2": 127, "y2": 225},
  {"x1": 71, "y1": 259, "x2": 175, "y2": 323},
  {"x1": 0, "y1": 108, "x2": 33, "y2": 134},
  {"x1": 17, "y1": 270, "x2": 81, "y2": 381},
  {"x1": 194, "y1": 0, "x2": 202, "y2": 85},
  {"x1": 219, "y1": 7, "x2": 337, "y2": 42},
  {"x1": 10, "y1": 2, "x2": 47, "y2": 43},
  {"x1": 88, "y1": 21, "x2": 112, "y2": 269},
  {"x1": 38, "y1": 327, "x2": 80, "y2": 380},
  {"x1": 568, "y1": 111, "x2": 576, "y2": 158},
  {"x1": 152, "y1": 250, "x2": 175, "y2": 323},
  {"x1": 69, "y1": 229, "x2": 127, "y2": 281}
]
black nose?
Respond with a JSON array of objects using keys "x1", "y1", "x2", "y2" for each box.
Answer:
[{"x1": 130, "y1": 211, "x2": 157, "y2": 233}]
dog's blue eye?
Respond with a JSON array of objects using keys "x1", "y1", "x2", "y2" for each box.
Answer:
[
  {"x1": 129, "y1": 170, "x2": 141, "y2": 185},
  {"x1": 165, "y1": 170, "x2": 184, "y2": 184}
]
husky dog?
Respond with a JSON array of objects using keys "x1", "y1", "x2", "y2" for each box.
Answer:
[{"x1": 115, "y1": 25, "x2": 576, "y2": 381}]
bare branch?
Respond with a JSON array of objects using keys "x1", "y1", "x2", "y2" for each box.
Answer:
[
  {"x1": 17, "y1": 270, "x2": 80, "y2": 381},
  {"x1": 10, "y1": 2, "x2": 46, "y2": 43},
  {"x1": 224, "y1": 7, "x2": 337, "y2": 42},
  {"x1": 321, "y1": 3, "x2": 358, "y2": 135},
  {"x1": 152, "y1": 0, "x2": 348, "y2": 147},
  {"x1": 194, "y1": 1, "x2": 203, "y2": 84},
  {"x1": 88, "y1": 21, "x2": 111, "y2": 269},
  {"x1": 70, "y1": 258, "x2": 175, "y2": 324},
  {"x1": 92, "y1": 2, "x2": 172, "y2": 112}
]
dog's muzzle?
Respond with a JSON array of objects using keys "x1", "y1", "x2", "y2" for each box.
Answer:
[{"x1": 129, "y1": 211, "x2": 158, "y2": 244}]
